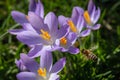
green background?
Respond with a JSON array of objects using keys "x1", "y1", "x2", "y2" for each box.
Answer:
[{"x1": 0, "y1": 0, "x2": 120, "y2": 80}]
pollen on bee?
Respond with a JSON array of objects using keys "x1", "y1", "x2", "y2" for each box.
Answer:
[{"x1": 67, "y1": 20, "x2": 77, "y2": 32}]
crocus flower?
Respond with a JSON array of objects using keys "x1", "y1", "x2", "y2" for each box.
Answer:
[
  {"x1": 17, "y1": 52, "x2": 66, "y2": 80},
  {"x1": 14, "y1": 12, "x2": 68, "y2": 57},
  {"x1": 83, "y1": 0, "x2": 101, "y2": 30},
  {"x1": 58, "y1": 7, "x2": 91, "y2": 38},
  {"x1": 57, "y1": 32, "x2": 79, "y2": 54}
]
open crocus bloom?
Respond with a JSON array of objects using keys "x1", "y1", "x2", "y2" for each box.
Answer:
[
  {"x1": 83, "y1": 0, "x2": 101, "y2": 30},
  {"x1": 57, "y1": 32, "x2": 79, "y2": 54},
  {"x1": 58, "y1": 7, "x2": 91, "y2": 38},
  {"x1": 17, "y1": 52, "x2": 66, "y2": 80}
]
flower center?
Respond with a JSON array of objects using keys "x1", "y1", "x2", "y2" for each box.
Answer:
[
  {"x1": 40, "y1": 29, "x2": 51, "y2": 41},
  {"x1": 60, "y1": 37, "x2": 67, "y2": 46},
  {"x1": 83, "y1": 11, "x2": 92, "y2": 25},
  {"x1": 37, "y1": 68, "x2": 46, "y2": 79},
  {"x1": 67, "y1": 20, "x2": 77, "y2": 33}
]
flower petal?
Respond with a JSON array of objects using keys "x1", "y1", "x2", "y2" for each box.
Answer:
[
  {"x1": 58, "y1": 15, "x2": 68, "y2": 26},
  {"x1": 88, "y1": 0, "x2": 95, "y2": 15},
  {"x1": 40, "y1": 51, "x2": 53, "y2": 72},
  {"x1": 71, "y1": 7, "x2": 84, "y2": 25},
  {"x1": 28, "y1": 45, "x2": 43, "y2": 58},
  {"x1": 28, "y1": 12, "x2": 48, "y2": 33},
  {"x1": 91, "y1": 24, "x2": 101, "y2": 30},
  {"x1": 94, "y1": 7, "x2": 100, "y2": 23},
  {"x1": 29, "y1": 0, "x2": 36, "y2": 12},
  {"x1": 15, "y1": 59, "x2": 27, "y2": 71},
  {"x1": 17, "y1": 72, "x2": 37, "y2": 80},
  {"x1": 80, "y1": 29, "x2": 91, "y2": 37},
  {"x1": 50, "y1": 57, "x2": 66, "y2": 74},
  {"x1": 68, "y1": 46, "x2": 79, "y2": 54},
  {"x1": 56, "y1": 25, "x2": 69, "y2": 39},
  {"x1": 9, "y1": 29, "x2": 25, "y2": 35},
  {"x1": 35, "y1": 0, "x2": 44, "y2": 18},
  {"x1": 49, "y1": 73, "x2": 59, "y2": 80},
  {"x1": 11, "y1": 11, "x2": 28, "y2": 24},
  {"x1": 16, "y1": 31, "x2": 45, "y2": 45},
  {"x1": 20, "y1": 53, "x2": 39, "y2": 73},
  {"x1": 44, "y1": 12, "x2": 58, "y2": 33}
]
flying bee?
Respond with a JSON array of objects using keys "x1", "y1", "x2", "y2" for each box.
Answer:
[{"x1": 81, "y1": 49, "x2": 98, "y2": 62}]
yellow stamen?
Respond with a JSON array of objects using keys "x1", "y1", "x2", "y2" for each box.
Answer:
[
  {"x1": 37, "y1": 68, "x2": 46, "y2": 78},
  {"x1": 40, "y1": 29, "x2": 51, "y2": 41},
  {"x1": 60, "y1": 37, "x2": 67, "y2": 45},
  {"x1": 84, "y1": 11, "x2": 92, "y2": 25},
  {"x1": 67, "y1": 20, "x2": 77, "y2": 32},
  {"x1": 26, "y1": 15, "x2": 29, "y2": 20}
]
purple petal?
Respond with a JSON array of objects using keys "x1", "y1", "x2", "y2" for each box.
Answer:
[
  {"x1": 9, "y1": 29, "x2": 25, "y2": 35},
  {"x1": 56, "y1": 25, "x2": 69, "y2": 39},
  {"x1": 90, "y1": 6, "x2": 96, "y2": 22},
  {"x1": 17, "y1": 31, "x2": 45, "y2": 45},
  {"x1": 76, "y1": 16, "x2": 85, "y2": 33},
  {"x1": 44, "y1": 12, "x2": 58, "y2": 34},
  {"x1": 11, "y1": 11, "x2": 28, "y2": 24},
  {"x1": 28, "y1": 12, "x2": 49, "y2": 33},
  {"x1": 71, "y1": 7, "x2": 84, "y2": 25},
  {"x1": 68, "y1": 46, "x2": 79, "y2": 54},
  {"x1": 58, "y1": 15, "x2": 68, "y2": 26},
  {"x1": 80, "y1": 29, "x2": 91, "y2": 37},
  {"x1": 50, "y1": 57, "x2": 66, "y2": 74},
  {"x1": 20, "y1": 53, "x2": 39, "y2": 73},
  {"x1": 40, "y1": 51, "x2": 52, "y2": 72},
  {"x1": 28, "y1": 45, "x2": 43, "y2": 58},
  {"x1": 91, "y1": 24, "x2": 101, "y2": 30},
  {"x1": 22, "y1": 23, "x2": 36, "y2": 32},
  {"x1": 88, "y1": 0, "x2": 95, "y2": 15},
  {"x1": 94, "y1": 7, "x2": 100, "y2": 23},
  {"x1": 17, "y1": 72, "x2": 37, "y2": 80},
  {"x1": 29, "y1": 0, "x2": 36, "y2": 12},
  {"x1": 35, "y1": 0, "x2": 44, "y2": 18},
  {"x1": 49, "y1": 73, "x2": 59, "y2": 80},
  {"x1": 67, "y1": 32, "x2": 77, "y2": 44},
  {"x1": 15, "y1": 59, "x2": 27, "y2": 71}
]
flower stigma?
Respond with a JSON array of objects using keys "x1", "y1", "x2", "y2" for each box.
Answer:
[
  {"x1": 37, "y1": 68, "x2": 47, "y2": 79},
  {"x1": 40, "y1": 29, "x2": 51, "y2": 41},
  {"x1": 67, "y1": 20, "x2": 77, "y2": 32},
  {"x1": 83, "y1": 11, "x2": 92, "y2": 26},
  {"x1": 60, "y1": 37, "x2": 67, "y2": 46}
]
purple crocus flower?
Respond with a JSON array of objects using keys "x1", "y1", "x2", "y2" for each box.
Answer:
[
  {"x1": 83, "y1": 0, "x2": 101, "y2": 30},
  {"x1": 14, "y1": 12, "x2": 68, "y2": 58},
  {"x1": 57, "y1": 32, "x2": 79, "y2": 54},
  {"x1": 17, "y1": 52, "x2": 66, "y2": 80},
  {"x1": 58, "y1": 7, "x2": 91, "y2": 38}
]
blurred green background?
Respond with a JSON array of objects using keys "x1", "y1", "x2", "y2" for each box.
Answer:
[{"x1": 0, "y1": 0, "x2": 120, "y2": 80}]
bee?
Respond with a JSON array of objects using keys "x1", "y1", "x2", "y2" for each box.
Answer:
[{"x1": 81, "y1": 49, "x2": 98, "y2": 62}]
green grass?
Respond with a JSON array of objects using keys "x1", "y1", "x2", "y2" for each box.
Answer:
[{"x1": 0, "y1": 0, "x2": 120, "y2": 80}]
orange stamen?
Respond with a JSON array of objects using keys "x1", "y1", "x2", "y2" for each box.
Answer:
[
  {"x1": 67, "y1": 20, "x2": 77, "y2": 32},
  {"x1": 60, "y1": 37, "x2": 67, "y2": 45},
  {"x1": 84, "y1": 11, "x2": 92, "y2": 25},
  {"x1": 40, "y1": 29, "x2": 51, "y2": 41},
  {"x1": 37, "y1": 68, "x2": 46, "y2": 78}
]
